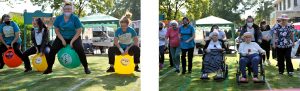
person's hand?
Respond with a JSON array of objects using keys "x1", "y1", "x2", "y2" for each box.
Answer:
[
  {"x1": 272, "y1": 45, "x2": 276, "y2": 48},
  {"x1": 35, "y1": 47, "x2": 39, "y2": 54},
  {"x1": 124, "y1": 48, "x2": 129, "y2": 55},
  {"x1": 185, "y1": 40, "x2": 189, "y2": 43},
  {"x1": 5, "y1": 44, "x2": 10, "y2": 49},
  {"x1": 119, "y1": 48, "x2": 124, "y2": 54},
  {"x1": 205, "y1": 49, "x2": 210, "y2": 53},
  {"x1": 293, "y1": 42, "x2": 295, "y2": 48},
  {"x1": 40, "y1": 52, "x2": 44, "y2": 56},
  {"x1": 10, "y1": 42, "x2": 14, "y2": 48},
  {"x1": 70, "y1": 40, "x2": 74, "y2": 48},
  {"x1": 258, "y1": 39, "x2": 262, "y2": 43}
]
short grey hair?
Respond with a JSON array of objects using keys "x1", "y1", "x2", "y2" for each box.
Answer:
[
  {"x1": 169, "y1": 20, "x2": 178, "y2": 27},
  {"x1": 209, "y1": 31, "x2": 219, "y2": 38}
]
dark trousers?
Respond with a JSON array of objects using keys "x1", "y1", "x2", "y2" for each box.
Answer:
[
  {"x1": 272, "y1": 47, "x2": 277, "y2": 59},
  {"x1": 0, "y1": 43, "x2": 31, "y2": 69},
  {"x1": 23, "y1": 45, "x2": 49, "y2": 68},
  {"x1": 276, "y1": 47, "x2": 294, "y2": 73},
  {"x1": 108, "y1": 46, "x2": 140, "y2": 65},
  {"x1": 159, "y1": 45, "x2": 165, "y2": 64},
  {"x1": 46, "y1": 37, "x2": 88, "y2": 70},
  {"x1": 261, "y1": 40, "x2": 270, "y2": 62},
  {"x1": 168, "y1": 44, "x2": 173, "y2": 67},
  {"x1": 181, "y1": 48, "x2": 194, "y2": 73}
]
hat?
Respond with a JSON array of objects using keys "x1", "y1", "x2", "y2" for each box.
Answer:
[
  {"x1": 278, "y1": 14, "x2": 290, "y2": 20},
  {"x1": 242, "y1": 32, "x2": 253, "y2": 38}
]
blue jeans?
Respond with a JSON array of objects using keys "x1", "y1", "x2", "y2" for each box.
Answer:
[
  {"x1": 239, "y1": 53, "x2": 260, "y2": 78},
  {"x1": 170, "y1": 47, "x2": 181, "y2": 70}
]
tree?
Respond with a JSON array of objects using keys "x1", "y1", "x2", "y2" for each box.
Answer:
[
  {"x1": 185, "y1": 0, "x2": 210, "y2": 21},
  {"x1": 254, "y1": 0, "x2": 274, "y2": 24},
  {"x1": 159, "y1": 0, "x2": 187, "y2": 20}
]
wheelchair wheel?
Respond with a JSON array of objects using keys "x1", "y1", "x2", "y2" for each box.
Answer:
[{"x1": 224, "y1": 64, "x2": 228, "y2": 79}]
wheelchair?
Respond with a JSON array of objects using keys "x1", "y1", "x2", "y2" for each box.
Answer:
[
  {"x1": 236, "y1": 53, "x2": 266, "y2": 84},
  {"x1": 200, "y1": 49, "x2": 229, "y2": 80}
]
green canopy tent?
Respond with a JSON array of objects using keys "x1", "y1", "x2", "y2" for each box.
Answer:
[
  {"x1": 195, "y1": 16, "x2": 236, "y2": 45},
  {"x1": 80, "y1": 13, "x2": 119, "y2": 29}
]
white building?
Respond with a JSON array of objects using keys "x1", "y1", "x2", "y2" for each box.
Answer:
[{"x1": 270, "y1": 0, "x2": 300, "y2": 25}]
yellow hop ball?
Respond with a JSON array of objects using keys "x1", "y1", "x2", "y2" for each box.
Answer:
[
  {"x1": 31, "y1": 53, "x2": 48, "y2": 72},
  {"x1": 114, "y1": 54, "x2": 135, "y2": 74}
]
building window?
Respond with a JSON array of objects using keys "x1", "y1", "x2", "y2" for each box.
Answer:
[
  {"x1": 288, "y1": 0, "x2": 291, "y2": 8},
  {"x1": 295, "y1": 0, "x2": 298, "y2": 6},
  {"x1": 283, "y1": 0, "x2": 286, "y2": 10}
]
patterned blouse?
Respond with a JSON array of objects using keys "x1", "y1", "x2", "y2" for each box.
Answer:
[{"x1": 273, "y1": 24, "x2": 295, "y2": 48}]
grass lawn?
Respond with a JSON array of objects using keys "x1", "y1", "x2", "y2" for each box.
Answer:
[
  {"x1": 0, "y1": 55, "x2": 140, "y2": 91},
  {"x1": 159, "y1": 53, "x2": 300, "y2": 91}
]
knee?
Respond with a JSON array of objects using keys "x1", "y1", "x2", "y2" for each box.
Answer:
[
  {"x1": 239, "y1": 57, "x2": 248, "y2": 64},
  {"x1": 252, "y1": 56, "x2": 260, "y2": 63}
]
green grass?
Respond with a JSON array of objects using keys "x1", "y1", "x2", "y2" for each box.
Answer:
[
  {"x1": 0, "y1": 55, "x2": 140, "y2": 91},
  {"x1": 159, "y1": 54, "x2": 300, "y2": 91}
]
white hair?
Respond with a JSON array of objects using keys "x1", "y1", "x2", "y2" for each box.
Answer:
[
  {"x1": 169, "y1": 20, "x2": 178, "y2": 27},
  {"x1": 209, "y1": 31, "x2": 219, "y2": 38}
]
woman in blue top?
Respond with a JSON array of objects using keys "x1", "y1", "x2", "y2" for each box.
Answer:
[
  {"x1": 179, "y1": 17, "x2": 195, "y2": 74},
  {"x1": 0, "y1": 14, "x2": 31, "y2": 72},
  {"x1": 106, "y1": 12, "x2": 140, "y2": 72},
  {"x1": 43, "y1": 3, "x2": 91, "y2": 74}
]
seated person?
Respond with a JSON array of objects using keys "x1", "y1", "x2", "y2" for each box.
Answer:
[
  {"x1": 239, "y1": 32, "x2": 266, "y2": 82},
  {"x1": 82, "y1": 36, "x2": 93, "y2": 53},
  {"x1": 201, "y1": 31, "x2": 226, "y2": 79}
]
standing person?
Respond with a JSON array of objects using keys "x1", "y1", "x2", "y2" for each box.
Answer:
[
  {"x1": 106, "y1": 12, "x2": 140, "y2": 72},
  {"x1": 272, "y1": 14, "x2": 295, "y2": 76},
  {"x1": 23, "y1": 18, "x2": 50, "y2": 70},
  {"x1": 270, "y1": 17, "x2": 282, "y2": 66},
  {"x1": 159, "y1": 22, "x2": 167, "y2": 69},
  {"x1": 0, "y1": 14, "x2": 31, "y2": 72},
  {"x1": 166, "y1": 20, "x2": 181, "y2": 73},
  {"x1": 43, "y1": 2, "x2": 91, "y2": 74},
  {"x1": 210, "y1": 25, "x2": 226, "y2": 40},
  {"x1": 239, "y1": 16, "x2": 262, "y2": 44},
  {"x1": 260, "y1": 21, "x2": 271, "y2": 65},
  {"x1": 179, "y1": 17, "x2": 195, "y2": 74}
]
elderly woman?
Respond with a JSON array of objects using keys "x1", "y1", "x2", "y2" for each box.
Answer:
[
  {"x1": 201, "y1": 31, "x2": 226, "y2": 79},
  {"x1": 272, "y1": 14, "x2": 295, "y2": 76},
  {"x1": 166, "y1": 20, "x2": 181, "y2": 73},
  {"x1": 239, "y1": 32, "x2": 266, "y2": 82}
]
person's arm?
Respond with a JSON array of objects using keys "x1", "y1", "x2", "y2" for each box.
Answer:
[
  {"x1": 40, "y1": 29, "x2": 49, "y2": 54},
  {"x1": 238, "y1": 43, "x2": 246, "y2": 55},
  {"x1": 255, "y1": 43, "x2": 266, "y2": 54},
  {"x1": 55, "y1": 28, "x2": 66, "y2": 45},
  {"x1": 70, "y1": 28, "x2": 82, "y2": 48},
  {"x1": 0, "y1": 33, "x2": 8, "y2": 48},
  {"x1": 272, "y1": 29, "x2": 278, "y2": 48},
  {"x1": 186, "y1": 27, "x2": 195, "y2": 42},
  {"x1": 203, "y1": 40, "x2": 209, "y2": 50},
  {"x1": 11, "y1": 22, "x2": 20, "y2": 46},
  {"x1": 70, "y1": 16, "x2": 83, "y2": 48},
  {"x1": 53, "y1": 17, "x2": 66, "y2": 46}
]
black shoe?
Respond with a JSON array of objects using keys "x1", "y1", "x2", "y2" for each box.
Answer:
[
  {"x1": 106, "y1": 67, "x2": 115, "y2": 72},
  {"x1": 181, "y1": 71, "x2": 186, "y2": 75},
  {"x1": 24, "y1": 68, "x2": 32, "y2": 72},
  {"x1": 188, "y1": 71, "x2": 192, "y2": 74},
  {"x1": 175, "y1": 70, "x2": 180, "y2": 73},
  {"x1": 169, "y1": 65, "x2": 173, "y2": 68},
  {"x1": 84, "y1": 68, "x2": 91, "y2": 74},
  {"x1": 288, "y1": 72, "x2": 294, "y2": 76},
  {"x1": 0, "y1": 64, "x2": 4, "y2": 69},
  {"x1": 135, "y1": 66, "x2": 140, "y2": 72},
  {"x1": 43, "y1": 69, "x2": 53, "y2": 74}
]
